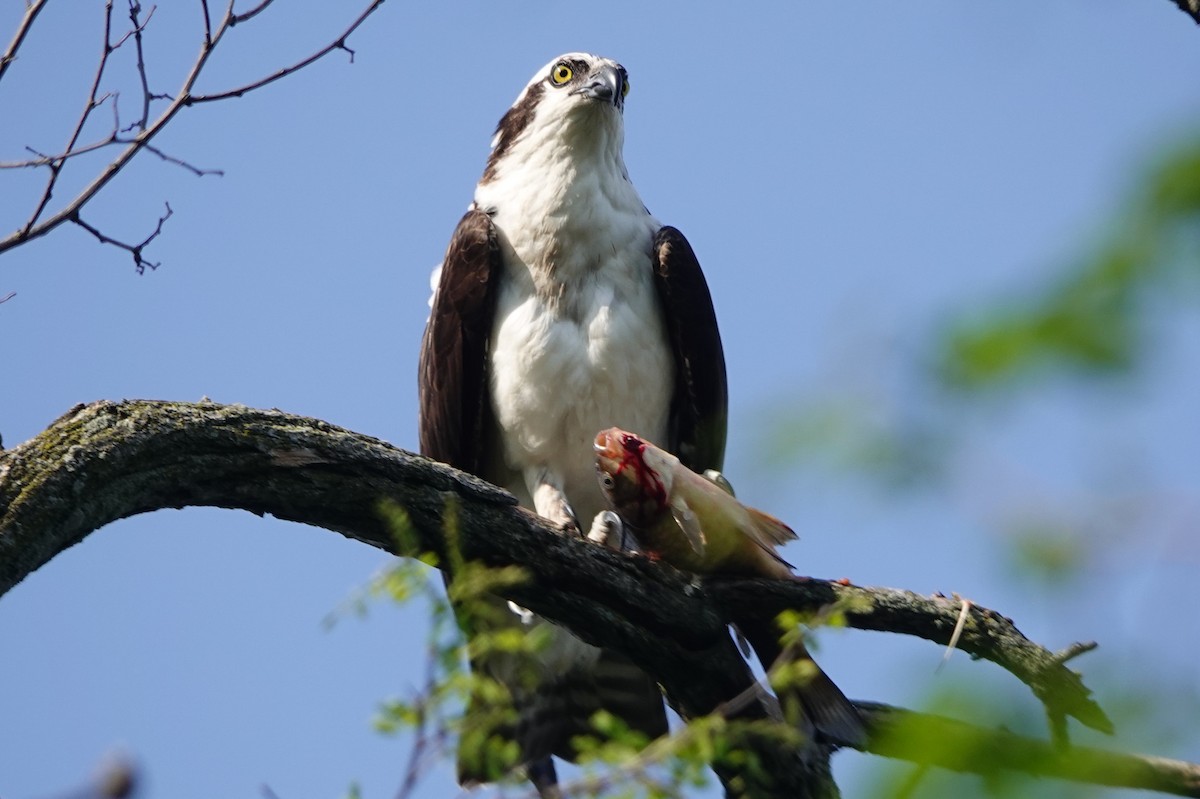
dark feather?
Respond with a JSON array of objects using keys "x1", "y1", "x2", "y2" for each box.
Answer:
[
  {"x1": 652, "y1": 226, "x2": 729, "y2": 472},
  {"x1": 418, "y1": 209, "x2": 500, "y2": 473},
  {"x1": 737, "y1": 616, "x2": 866, "y2": 748},
  {"x1": 480, "y1": 82, "x2": 546, "y2": 185}
]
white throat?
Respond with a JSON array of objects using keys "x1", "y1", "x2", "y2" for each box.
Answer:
[{"x1": 475, "y1": 89, "x2": 673, "y2": 528}]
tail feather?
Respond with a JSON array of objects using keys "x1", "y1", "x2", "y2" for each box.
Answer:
[
  {"x1": 784, "y1": 661, "x2": 868, "y2": 748},
  {"x1": 515, "y1": 648, "x2": 668, "y2": 761},
  {"x1": 737, "y1": 616, "x2": 866, "y2": 748},
  {"x1": 458, "y1": 646, "x2": 667, "y2": 788}
]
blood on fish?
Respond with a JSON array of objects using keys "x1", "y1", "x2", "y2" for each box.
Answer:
[{"x1": 614, "y1": 432, "x2": 667, "y2": 509}]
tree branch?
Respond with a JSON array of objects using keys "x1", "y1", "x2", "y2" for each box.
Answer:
[
  {"x1": 859, "y1": 703, "x2": 1200, "y2": 796},
  {"x1": 0, "y1": 400, "x2": 1190, "y2": 796},
  {"x1": 0, "y1": 0, "x2": 49, "y2": 86},
  {"x1": 70, "y1": 201, "x2": 173, "y2": 274},
  {"x1": 0, "y1": 399, "x2": 830, "y2": 797},
  {"x1": 127, "y1": 1, "x2": 155, "y2": 131},
  {"x1": 186, "y1": 0, "x2": 385, "y2": 104},
  {"x1": 0, "y1": 0, "x2": 387, "y2": 264},
  {"x1": 707, "y1": 579, "x2": 1113, "y2": 735},
  {"x1": 14, "y1": 0, "x2": 124, "y2": 243}
]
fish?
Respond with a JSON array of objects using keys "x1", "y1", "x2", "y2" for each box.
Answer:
[
  {"x1": 594, "y1": 426, "x2": 866, "y2": 747},
  {"x1": 593, "y1": 427, "x2": 797, "y2": 577}
]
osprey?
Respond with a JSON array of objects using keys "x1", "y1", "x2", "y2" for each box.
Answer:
[{"x1": 419, "y1": 53, "x2": 727, "y2": 791}]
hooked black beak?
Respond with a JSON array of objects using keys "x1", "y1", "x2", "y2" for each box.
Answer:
[{"x1": 572, "y1": 64, "x2": 624, "y2": 108}]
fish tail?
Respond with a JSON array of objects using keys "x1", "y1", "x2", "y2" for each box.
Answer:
[{"x1": 746, "y1": 506, "x2": 799, "y2": 547}]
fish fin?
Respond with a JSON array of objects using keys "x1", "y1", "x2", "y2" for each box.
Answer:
[
  {"x1": 670, "y1": 494, "x2": 707, "y2": 556},
  {"x1": 739, "y1": 507, "x2": 798, "y2": 574},
  {"x1": 745, "y1": 506, "x2": 798, "y2": 548}
]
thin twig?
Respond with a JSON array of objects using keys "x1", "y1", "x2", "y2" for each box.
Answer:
[
  {"x1": 3, "y1": 130, "x2": 221, "y2": 177},
  {"x1": 0, "y1": 291, "x2": 15, "y2": 304},
  {"x1": 0, "y1": 0, "x2": 388, "y2": 261},
  {"x1": 188, "y1": 0, "x2": 385, "y2": 104},
  {"x1": 230, "y1": 0, "x2": 275, "y2": 27},
  {"x1": 1053, "y1": 640, "x2": 1099, "y2": 666},
  {"x1": 0, "y1": 0, "x2": 50, "y2": 86},
  {"x1": 139, "y1": 143, "x2": 223, "y2": 176},
  {"x1": 18, "y1": 0, "x2": 120, "y2": 238},
  {"x1": 393, "y1": 647, "x2": 438, "y2": 799},
  {"x1": 127, "y1": 1, "x2": 155, "y2": 131},
  {"x1": 199, "y1": 0, "x2": 212, "y2": 45},
  {"x1": 71, "y1": 202, "x2": 173, "y2": 274},
  {"x1": 4, "y1": 134, "x2": 119, "y2": 169}
]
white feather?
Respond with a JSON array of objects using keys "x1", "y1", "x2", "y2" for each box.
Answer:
[{"x1": 474, "y1": 54, "x2": 673, "y2": 527}]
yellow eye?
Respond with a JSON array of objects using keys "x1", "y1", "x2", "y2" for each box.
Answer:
[
  {"x1": 550, "y1": 63, "x2": 573, "y2": 85},
  {"x1": 622, "y1": 77, "x2": 631, "y2": 97}
]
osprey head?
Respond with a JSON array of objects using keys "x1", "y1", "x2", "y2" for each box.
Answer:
[
  {"x1": 481, "y1": 53, "x2": 631, "y2": 184},
  {"x1": 543, "y1": 53, "x2": 629, "y2": 111}
]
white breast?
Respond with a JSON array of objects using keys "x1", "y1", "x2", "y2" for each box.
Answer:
[{"x1": 480, "y1": 158, "x2": 673, "y2": 526}]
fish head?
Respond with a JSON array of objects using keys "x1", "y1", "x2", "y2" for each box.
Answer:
[{"x1": 594, "y1": 427, "x2": 673, "y2": 524}]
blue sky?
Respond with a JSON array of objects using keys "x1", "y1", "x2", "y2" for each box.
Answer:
[{"x1": 2, "y1": 3, "x2": 1198, "y2": 797}]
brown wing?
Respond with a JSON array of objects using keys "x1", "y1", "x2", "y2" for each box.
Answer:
[
  {"x1": 652, "y1": 226, "x2": 729, "y2": 473},
  {"x1": 418, "y1": 209, "x2": 501, "y2": 473}
]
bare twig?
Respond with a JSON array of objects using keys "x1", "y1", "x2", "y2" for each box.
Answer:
[
  {"x1": 0, "y1": 291, "x2": 15, "y2": 304},
  {"x1": 200, "y1": 0, "x2": 213, "y2": 45},
  {"x1": 188, "y1": 0, "x2": 384, "y2": 104},
  {"x1": 17, "y1": 1, "x2": 122, "y2": 240},
  {"x1": 1054, "y1": 640, "x2": 1099, "y2": 666},
  {"x1": 230, "y1": 0, "x2": 275, "y2": 27},
  {"x1": 393, "y1": 647, "x2": 440, "y2": 799},
  {"x1": 2, "y1": 128, "x2": 221, "y2": 178},
  {"x1": 71, "y1": 202, "x2": 173, "y2": 273},
  {"x1": 139, "y1": 143, "x2": 223, "y2": 176},
  {"x1": 4, "y1": 133, "x2": 121, "y2": 169},
  {"x1": 0, "y1": 0, "x2": 388, "y2": 264},
  {"x1": 127, "y1": 1, "x2": 155, "y2": 131},
  {"x1": 0, "y1": 0, "x2": 49, "y2": 86}
]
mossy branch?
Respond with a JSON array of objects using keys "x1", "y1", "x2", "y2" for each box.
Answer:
[{"x1": 2, "y1": 400, "x2": 1195, "y2": 796}]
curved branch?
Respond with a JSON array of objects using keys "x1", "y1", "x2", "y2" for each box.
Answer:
[
  {"x1": 707, "y1": 579, "x2": 1113, "y2": 735},
  {"x1": 0, "y1": 399, "x2": 829, "y2": 797},
  {"x1": 0, "y1": 400, "x2": 1189, "y2": 796}
]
